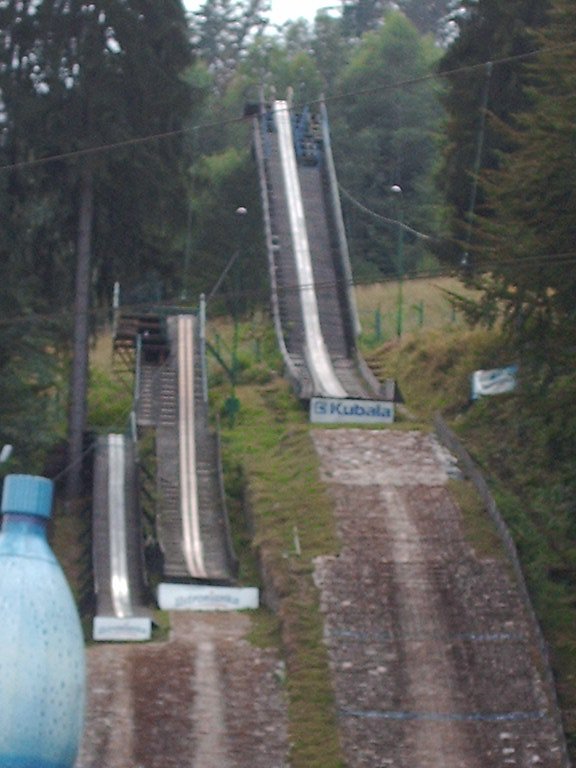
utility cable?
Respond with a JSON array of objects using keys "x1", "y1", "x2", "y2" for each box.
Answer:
[
  {"x1": 462, "y1": 61, "x2": 493, "y2": 268},
  {"x1": 50, "y1": 439, "x2": 96, "y2": 484},
  {"x1": 337, "y1": 182, "x2": 435, "y2": 241},
  {"x1": 2, "y1": 39, "x2": 576, "y2": 173},
  {"x1": 206, "y1": 250, "x2": 240, "y2": 304},
  {"x1": 2, "y1": 249, "x2": 576, "y2": 329}
]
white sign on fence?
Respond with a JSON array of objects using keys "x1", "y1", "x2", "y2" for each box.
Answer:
[
  {"x1": 310, "y1": 397, "x2": 395, "y2": 425},
  {"x1": 471, "y1": 365, "x2": 518, "y2": 400},
  {"x1": 157, "y1": 583, "x2": 259, "y2": 611}
]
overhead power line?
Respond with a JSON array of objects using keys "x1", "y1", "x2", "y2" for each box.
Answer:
[
  {"x1": 337, "y1": 182, "x2": 434, "y2": 241},
  {"x1": 2, "y1": 38, "x2": 576, "y2": 174},
  {"x1": 2, "y1": 248, "x2": 576, "y2": 330}
]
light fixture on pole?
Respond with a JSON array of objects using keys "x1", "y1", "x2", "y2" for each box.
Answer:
[
  {"x1": 391, "y1": 185, "x2": 404, "y2": 338},
  {"x1": 231, "y1": 206, "x2": 247, "y2": 393},
  {"x1": 227, "y1": 206, "x2": 247, "y2": 426}
]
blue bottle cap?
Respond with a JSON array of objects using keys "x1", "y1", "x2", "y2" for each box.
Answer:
[{"x1": 1, "y1": 474, "x2": 54, "y2": 519}]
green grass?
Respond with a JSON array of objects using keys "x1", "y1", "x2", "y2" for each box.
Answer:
[
  {"x1": 363, "y1": 326, "x2": 507, "y2": 420},
  {"x1": 218, "y1": 380, "x2": 345, "y2": 768},
  {"x1": 151, "y1": 610, "x2": 171, "y2": 642},
  {"x1": 448, "y1": 479, "x2": 510, "y2": 564},
  {"x1": 456, "y1": 412, "x2": 576, "y2": 750},
  {"x1": 50, "y1": 496, "x2": 94, "y2": 640},
  {"x1": 354, "y1": 275, "x2": 478, "y2": 345},
  {"x1": 245, "y1": 607, "x2": 283, "y2": 650}
]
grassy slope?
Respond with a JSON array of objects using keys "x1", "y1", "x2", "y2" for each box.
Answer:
[
  {"x1": 215, "y1": 380, "x2": 346, "y2": 768},
  {"x1": 209, "y1": 277, "x2": 576, "y2": 761},
  {"x1": 357, "y1": 280, "x2": 576, "y2": 754}
]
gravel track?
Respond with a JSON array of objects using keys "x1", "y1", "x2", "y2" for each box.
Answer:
[
  {"x1": 77, "y1": 612, "x2": 289, "y2": 768},
  {"x1": 312, "y1": 428, "x2": 565, "y2": 768}
]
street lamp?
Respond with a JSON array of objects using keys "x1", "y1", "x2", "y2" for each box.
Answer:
[
  {"x1": 203, "y1": 207, "x2": 249, "y2": 427},
  {"x1": 231, "y1": 207, "x2": 247, "y2": 392},
  {"x1": 227, "y1": 206, "x2": 247, "y2": 426},
  {"x1": 391, "y1": 185, "x2": 404, "y2": 338}
]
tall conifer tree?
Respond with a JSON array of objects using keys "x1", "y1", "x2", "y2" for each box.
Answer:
[
  {"x1": 0, "y1": 1, "x2": 197, "y2": 491},
  {"x1": 332, "y1": 12, "x2": 443, "y2": 276},
  {"x1": 437, "y1": 0, "x2": 549, "y2": 265},
  {"x1": 471, "y1": 0, "x2": 576, "y2": 377}
]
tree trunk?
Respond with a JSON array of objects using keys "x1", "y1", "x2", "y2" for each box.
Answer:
[{"x1": 65, "y1": 159, "x2": 94, "y2": 507}]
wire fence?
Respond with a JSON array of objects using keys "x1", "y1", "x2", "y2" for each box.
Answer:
[{"x1": 355, "y1": 276, "x2": 473, "y2": 345}]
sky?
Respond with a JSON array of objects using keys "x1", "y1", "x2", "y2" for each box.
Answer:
[{"x1": 183, "y1": 0, "x2": 337, "y2": 27}]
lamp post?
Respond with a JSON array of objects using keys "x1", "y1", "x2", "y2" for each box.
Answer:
[
  {"x1": 391, "y1": 185, "x2": 404, "y2": 338},
  {"x1": 226, "y1": 206, "x2": 247, "y2": 427},
  {"x1": 203, "y1": 206, "x2": 248, "y2": 427},
  {"x1": 181, "y1": 201, "x2": 193, "y2": 301},
  {"x1": 231, "y1": 207, "x2": 247, "y2": 392}
]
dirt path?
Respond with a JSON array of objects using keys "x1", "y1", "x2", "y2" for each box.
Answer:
[
  {"x1": 77, "y1": 612, "x2": 289, "y2": 768},
  {"x1": 312, "y1": 429, "x2": 565, "y2": 768}
]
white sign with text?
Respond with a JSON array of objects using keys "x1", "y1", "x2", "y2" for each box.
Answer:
[
  {"x1": 158, "y1": 583, "x2": 259, "y2": 611},
  {"x1": 471, "y1": 365, "x2": 518, "y2": 400},
  {"x1": 310, "y1": 397, "x2": 395, "y2": 425},
  {"x1": 93, "y1": 616, "x2": 152, "y2": 642}
]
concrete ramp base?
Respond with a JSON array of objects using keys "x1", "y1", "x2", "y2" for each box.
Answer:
[
  {"x1": 93, "y1": 616, "x2": 152, "y2": 642},
  {"x1": 158, "y1": 583, "x2": 259, "y2": 611}
]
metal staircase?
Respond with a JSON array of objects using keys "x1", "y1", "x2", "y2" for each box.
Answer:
[{"x1": 156, "y1": 354, "x2": 186, "y2": 579}]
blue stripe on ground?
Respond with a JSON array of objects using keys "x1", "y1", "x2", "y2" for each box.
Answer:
[
  {"x1": 339, "y1": 708, "x2": 547, "y2": 722},
  {"x1": 328, "y1": 629, "x2": 526, "y2": 644}
]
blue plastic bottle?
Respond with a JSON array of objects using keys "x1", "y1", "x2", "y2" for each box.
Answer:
[{"x1": 0, "y1": 475, "x2": 86, "y2": 768}]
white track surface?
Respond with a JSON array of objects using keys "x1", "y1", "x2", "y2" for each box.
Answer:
[
  {"x1": 177, "y1": 315, "x2": 207, "y2": 578},
  {"x1": 108, "y1": 434, "x2": 132, "y2": 618},
  {"x1": 274, "y1": 100, "x2": 346, "y2": 398}
]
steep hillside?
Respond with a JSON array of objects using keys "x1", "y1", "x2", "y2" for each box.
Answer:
[{"x1": 362, "y1": 319, "x2": 576, "y2": 757}]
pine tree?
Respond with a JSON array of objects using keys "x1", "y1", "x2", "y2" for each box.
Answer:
[
  {"x1": 396, "y1": 0, "x2": 453, "y2": 40},
  {"x1": 471, "y1": 0, "x2": 576, "y2": 377},
  {"x1": 1, "y1": 0, "x2": 197, "y2": 305},
  {"x1": 437, "y1": 0, "x2": 550, "y2": 265},
  {"x1": 0, "y1": 1, "x2": 198, "y2": 495},
  {"x1": 190, "y1": 0, "x2": 269, "y2": 93},
  {"x1": 341, "y1": 0, "x2": 387, "y2": 38}
]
